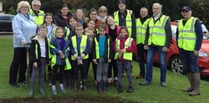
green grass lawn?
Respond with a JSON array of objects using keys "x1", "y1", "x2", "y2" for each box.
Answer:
[{"x1": 0, "y1": 35, "x2": 209, "y2": 103}]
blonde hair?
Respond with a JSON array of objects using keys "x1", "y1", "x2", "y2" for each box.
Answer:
[
  {"x1": 16, "y1": 1, "x2": 31, "y2": 13},
  {"x1": 98, "y1": 6, "x2": 108, "y2": 13}
]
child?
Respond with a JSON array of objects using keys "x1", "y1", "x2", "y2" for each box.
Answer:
[
  {"x1": 113, "y1": 26, "x2": 136, "y2": 93},
  {"x1": 84, "y1": 20, "x2": 97, "y2": 84},
  {"x1": 75, "y1": 9, "x2": 86, "y2": 28},
  {"x1": 29, "y1": 25, "x2": 50, "y2": 97},
  {"x1": 64, "y1": 16, "x2": 77, "y2": 40},
  {"x1": 42, "y1": 12, "x2": 57, "y2": 40},
  {"x1": 106, "y1": 15, "x2": 121, "y2": 85},
  {"x1": 92, "y1": 24, "x2": 112, "y2": 93},
  {"x1": 42, "y1": 12, "x2": 57, "y2": 86},
  {"x1": 50, "y1": 27, "x2": 71, "y2": 95},
  {"x1": 71, "y1": 23, "x2": 90, "y2": 92}
]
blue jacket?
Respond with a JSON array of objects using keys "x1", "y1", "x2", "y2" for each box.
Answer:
[
  {"x1": 12, "y1": 13, "x2": 37, "y2": 48},
  {"x1": 50, "y1": 37, "x2": 71, "y2": 65}
]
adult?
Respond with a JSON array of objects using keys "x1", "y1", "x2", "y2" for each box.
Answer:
[
  {"x1": 177, "y1": 6, "x2": 202, "y2": 96},
  {"x1": 29, "y1": 0, "x2": 45, "y2": 26},
  {"x1": 86, "y1": 8, "x2": 98, "y2": 28},
  {"x1": 97, "y1": 6, "x2": 108, "y2": 23},
  {"x1": 140, "y1": 3, "x2": 172, "y2": 87},
  {"x1": 113, "y1": 0, "x2": 136, "y2": 39},
  {"x1": 135, "y1": 7, "x2": 150, "y2": 79},
  {"x1": 9, "y1": 0, "x2": 37, "y2": 87},
  {"x1": 54, "y1": 4, "x2": 72, "y2": 28}
]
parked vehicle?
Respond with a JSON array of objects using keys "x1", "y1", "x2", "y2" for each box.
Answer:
[
  {"x1": 153, "y1": 22, "x2": 209, "y2": 76},
  {"x1": 0, "y1": 14, "x2": 14, "y2": 32}
]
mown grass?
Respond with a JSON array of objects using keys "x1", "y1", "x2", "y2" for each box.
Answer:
[{"x1": 0, "y1": 35, "x2": 209, "y2": 103}]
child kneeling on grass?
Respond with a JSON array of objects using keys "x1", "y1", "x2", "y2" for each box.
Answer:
[
  {"x1": 92, "y1": 24, "x2": 113, "y2": 93},
  {"x1": 50, "y1": 27, "x2": 72, "y2": 95},
  {"x1": 29, "y1": 25, "x2": 50, "y2": 97},
  {"x1": 113, "y1": 26, "x2": 137, "y2": 93}
]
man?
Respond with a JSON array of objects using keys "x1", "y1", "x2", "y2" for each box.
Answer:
[
  {"x1": 140, "y1": 3, "x2": 172, "y2": 87},
  {"x1": 114, "y1": 0, "x2": 136, "y2": 39},
  {"x1": 177, "y1": 6, "x2": 202, "y2": 96},
  {"x1": 135, "y1": 7, "x2": 149, "y2": 79},
  {"x1": 29, "y1": 0, "x2": 45, "y2": 26}
]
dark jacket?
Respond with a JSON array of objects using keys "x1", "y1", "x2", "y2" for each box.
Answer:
[
  {"x1": 30, "y1": 35, "x2": 50, "y2": 67},
  {"x1": 91, "y1": 34, "x2": 113, "y2": 63},
  {"x1": 54, "y1": 11, "x2": 72, "y2": 27}
]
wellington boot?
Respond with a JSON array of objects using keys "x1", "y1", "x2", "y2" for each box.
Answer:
[
  {"x1": 182, "y1": 73, "x2": 194, "y2": 92},
  {"x1": 189, "y1": 73, "x2": 200, "y2": 96}
]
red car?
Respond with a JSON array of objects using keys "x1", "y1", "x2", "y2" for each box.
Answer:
[{"x1": 153, "y1": 22, "x2": 209, "y2": 76}]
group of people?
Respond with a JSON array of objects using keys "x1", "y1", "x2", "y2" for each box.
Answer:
[{"x1": 9, "y1": 0, "x2": 202, "y2": 97}]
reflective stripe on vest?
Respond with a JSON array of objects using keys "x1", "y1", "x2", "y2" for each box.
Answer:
[
  {"x1": 35, "y1": 43, "x2": 38, "y2": 59},
  {"x1": 148, "y1": 15, "x2": 169, "y2": 46},
  {"x1": 71, "y1": 35, "x2": 89, "y2": 60},
  {"x1": 114, "y1": 10, "x2": 132, "y2": 37},
  {"x1": 50, "y1": 44, "x2": 71, "y2": 70},
  {"x1": 114, "y1": 38, "x2": 133, "y2": 60},
  {"x1": 178, "y1": 17, "x2": 197, "y2": 51},
  {"x1": 29, "y1": 9, "x2": 45, "y2": 26},
  {"x1": 64, "y1": 26, "x2": 71, "y2": 40},
  {"x1": 136, "y1": 18, "x2": 150, "y2": 44},
  {"x1": 94, "y1": 37, "x2": 110, "y2": 59}
]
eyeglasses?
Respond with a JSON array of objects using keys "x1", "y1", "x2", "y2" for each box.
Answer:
[
  {"x1": 100, "y1": 10, "x2": 107, "y2": 13},
  {"x1": 33, "y1": 5, "x2": 40, "y2": 7}
]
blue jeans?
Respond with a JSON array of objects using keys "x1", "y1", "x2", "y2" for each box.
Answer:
[
  {"x1": 96, "y1": 57, "x2": 109, "y2": 81},
  {"x1": 145, "y1": 46, "x2": 167, "y2": 83},
  {"x1": 117, "y1": 60, "x2": 133, "y2": 88},
  {"x1": 179, "y1": 49, "x2": 199, "y2": 73}
]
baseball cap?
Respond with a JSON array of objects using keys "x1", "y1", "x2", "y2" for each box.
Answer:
[{"x1": 182, "y1": 6, "x2": 192, "y2": 11}]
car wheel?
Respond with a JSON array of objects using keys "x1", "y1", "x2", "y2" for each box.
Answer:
[{"x1": 169, "y1": 56, "x2": 184, "y2": 74}]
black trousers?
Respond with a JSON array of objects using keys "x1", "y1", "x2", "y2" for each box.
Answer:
[
  {"x1": 137, "y1": 44, "x2": 146, "y2": 76},
  {"x1": 108, "y1": 56, "x2": 118, "y2": 79},
  {"x1": 72, "y1": 59, "x2": 88, "y2": 81},
  {"x1": 86, "y1": 55, "x2": 97, "y2": 80},
  {"x1": 52, "y1": 65, "x2": 65, "y2": 85},
  {"x1": 9, "y1": 47, "x2": 27, "y2": 85}
]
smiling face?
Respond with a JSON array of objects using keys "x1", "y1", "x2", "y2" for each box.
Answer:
[
  {"x1": 20, "y1": 5, "x2": 29, "y2": 15},
  {"x1": 45, "y1": 15, "x2": 53, "y2": 25},
  {"x1": 38, "y1": 27, "x2": 48, "y2": 37},
  {"x1": 119, "y1": 28, "x2": 128, "y2": 37},
  {"x1": 61, "y1": 7, "x2": 69, "y2": 16},
  {"x1": 55, "y1": 28, "x2": 64, "y2": 38},
  {"x1": 140, "y1": 7, "x2": 148, "y2": 18},
  {"x1": 32, "y1": 1, "x2": 41, "y2": 11},
  {"x1": 107, "y1": 16, "x2": 114, "y2": 25},
  {"x1": 69, "y1": 18, "x2": 77, "y2": 27}
]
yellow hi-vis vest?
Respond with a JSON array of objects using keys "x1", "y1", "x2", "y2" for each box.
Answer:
[
  {"x1": 136, "y1": 18, "x2": 150, "y2": 44},
  {"x1": 64, "y1": 26, "x2": 71, "y2": 40},
  {"x1": 94, "y1": 37, "x2": 110, "y2": 59},
  {"x1": 148, "y1": 15, "x2": 169, "y2": 46},
  {"x1": 178, "y1": 17, "x2": 197, "y2": 51},
  {"x1": 114, "y1": 37, "x2": 133, "y2": 60},
  {"x1": 71, "y1": 35, "x2": 89, "y2": 60},
  {"x1": 114, "y1": 9, "x2": 132, "y2": 37},
  {"x1": 34, "y1": 38, "x2": 51, "y2": 59},
  {"x1": 50, "y1": 45, "x2": 72, "y2": 70},
  {"x1": 29, "y1": 9, "x2": 45, "y2": 26}
]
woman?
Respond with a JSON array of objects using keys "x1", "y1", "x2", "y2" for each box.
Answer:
[
  {"x1": 54, "y1": 4, "x2": 72, "y2": 28},
  {"x1": 9, "y1": 0, "x2": 37, "y2": 87}
]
